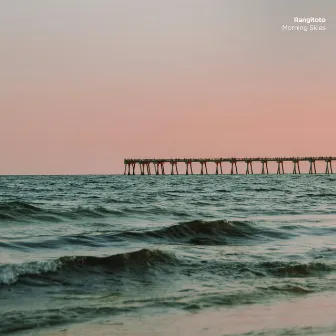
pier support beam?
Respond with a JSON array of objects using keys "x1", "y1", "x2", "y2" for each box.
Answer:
[
  {"x1": 131, "y1": 163, "x2": 136, "y2": 175},
  {"x1": 170, "y1": 162, "x2": 179, "y2": 175},
  {"x1": 185, "y1": 162, "x2": 193, "y2": 175},
  {"x1": 261, "y1": 161, "x2": 269, "y2": 174},
  {"x1": 154, "y1": 163, "x2": 159, "y2": 175},
  {"x1": 230, "y1": 161, "x2": 238, "y2": 174},
  {"x1": 245, "y1": 161, "x2": 253, "y2": 174},
  {"x1": 215, "y1": 161, "x2": 223, "y2": 174},
  {"x1": 159, "y1": 162, "x2": 165, "y2": 175},
  {"x1": 154, "y1": 162, "x2": 165, "y2": 175},
  {"x1": 139, "y1": 163, "x2": 145, "y2": 175},
  {"x1": 325, "y1": 160, "x2": 333, "y2": 174},
  {"x1": 200, "y1": 161, "x2": 208, "y2": 175},
  {"x1": 309, "y1": 160, "x2": 317, "y2": 174},
  {"x1": 146, "y1": 163, "x2": 151, "y2": 175},
  {"x1": 276, "y1": 161, "x2": 284, "y2": 174},
  {"x1": 292, "y1": 160, "x2": 300, "y2": 174}
]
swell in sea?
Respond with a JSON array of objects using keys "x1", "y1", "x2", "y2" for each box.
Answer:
[{"x1": 1, "y1": 175, "x2": 336, "y2": 335}]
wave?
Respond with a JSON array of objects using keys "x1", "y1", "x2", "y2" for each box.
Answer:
[
  {"x1": 3, "y1": 287, "x2": 334, "y2": 335},
  {"x1": 58, "y1": 248, "x2": 175, "y2": 269},
  {"x1": 3, "y1": 290, "x2": 336, "y2": 335},
  {"x1": 311, "y1": 247, "x2": 336, "y2": 260},
  {"x1": 0, "y1": 201, "x2": 123, "y2": 223},
  {"x1": 146, "y1": 220, "x2": 257, "y2": 240},
  {"x1": 0, "y1": 201, "x2": 43, "y2": 219},
  {"x1": 223, "y1": 260, "x2": 333, "y2": 278},
  {"x1": 264, "y1": 284, "x2": 312, "y2": 293},
  {"x1": 1, "y1": 219, "x2": 294, "y2": 251},
  {"x1": 260, "y1": 261, "x2": 333, "y2": 277},
  {"x1": 0, "y1": 248, "x2": 176, "y2": 286},
  {"x1": 252, "y1": 188, "x2": 284, "y2": 192},
  {"x1": 0, "y1": 201, "x2": 194, "y2": 223},
  {"x1": 2, "y1": 291, "x2": 262, "y2": 334},
  {"x1": 205, "y1": 259, "x2": 334, "y2": 279},
  {"x1": 296, "y1": 192, "x2": 336, "y2": 199},
  {"x1": 1, "y1": 305, "x2": 133, "y2": 334},
  {"x1": 2, "y1": 248, "x2": 332, "y2": 289},
  {"x1": 120, "y1": 219, "x2": 292, "y2": 245},
  {"x1": 230, "y1": 325, "x2": 336, "y2": 336}
]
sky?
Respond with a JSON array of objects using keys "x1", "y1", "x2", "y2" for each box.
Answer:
[{"x1": 0, "y1": 0, "x2": 335, "y2": 174}]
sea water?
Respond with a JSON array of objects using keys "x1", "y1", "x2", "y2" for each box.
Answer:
[{"x1": 0, "y1": 175, "x2": 336, "y2": 335}]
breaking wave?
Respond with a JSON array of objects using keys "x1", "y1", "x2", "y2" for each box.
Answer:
[
  {"x1": 0, "y1": 249, "x2": 176, "y2": 286},
  {"x1": 1, "y1": 249, "x2": 334, "y2": 288}
]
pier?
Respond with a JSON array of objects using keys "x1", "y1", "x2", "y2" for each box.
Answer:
[{"x1": 124, "y1": 157, "x2": 335, "y2": 175}]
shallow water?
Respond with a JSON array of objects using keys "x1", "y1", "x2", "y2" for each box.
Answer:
[{"x1": 0, "y1": 175, "x2": 336, "y2": 335}]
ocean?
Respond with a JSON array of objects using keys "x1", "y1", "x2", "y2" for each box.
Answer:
[{"x1": 0, "y1": 174, "x2": 336, "y2": 335}]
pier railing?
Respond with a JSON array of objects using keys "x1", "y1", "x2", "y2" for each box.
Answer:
[{"x1": 123, "y1": 157, "x2": 335, "y2": 175}]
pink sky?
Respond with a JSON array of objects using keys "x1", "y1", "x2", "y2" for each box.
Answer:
[{"x1": 0, "y1": 1, "x2": 335, "y2": 174}]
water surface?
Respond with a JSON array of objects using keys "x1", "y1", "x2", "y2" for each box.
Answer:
[{"x1": 1, "y1": 175, "x2": 336, "y2": 335}]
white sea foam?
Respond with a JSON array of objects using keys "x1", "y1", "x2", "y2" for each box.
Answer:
[{"x1": 0, "y1": 260, "x2": 60, "y2": 285}]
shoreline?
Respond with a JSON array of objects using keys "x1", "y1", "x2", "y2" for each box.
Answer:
[{"x1": 20, "y1": 292, "x2": 336, "y2": 336}]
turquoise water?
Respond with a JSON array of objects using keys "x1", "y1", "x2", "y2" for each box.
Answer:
[{"x1": 1, "y1": 175, "x2": 336, "y2": 335}]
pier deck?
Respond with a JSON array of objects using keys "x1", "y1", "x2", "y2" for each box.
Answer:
[{"x1": 123, "y1": 157, "x2": 335, "y2": 175}]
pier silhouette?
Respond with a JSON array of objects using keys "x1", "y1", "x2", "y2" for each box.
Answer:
[{"x1": 124, "y1": 157, "x2": 335, "y2": 175}]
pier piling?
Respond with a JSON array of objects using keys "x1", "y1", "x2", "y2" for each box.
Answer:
[
  {"x1": 261, "y1": 160, "x2": 269, "y2": 174},
  {"x1": 325, "y1": 159, "x2": 333, "y2": 174},
  {"x1": 230, "y1": 160, "x2": 238, "y2": 174},
  {"x1": 215, "y1": 161, "x2": 223, "y2": 174},
  {"x1": 170, "y1": 161, "x2": 179, "y2": 175},
  {"x1": 309, "y1": 160, "x2": 317, "y2": 174},
  {"x1": 245, "y1": 160, "x2": 253, "y2": 174}
]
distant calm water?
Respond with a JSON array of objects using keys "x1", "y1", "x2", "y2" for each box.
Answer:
[{"x1": 1, "y1": 175, "x2": 336, "y2": 335}]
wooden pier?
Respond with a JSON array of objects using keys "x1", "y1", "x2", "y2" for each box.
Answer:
[{"x1": 124, "y1": 157, "x2": 335, "y2": 175}]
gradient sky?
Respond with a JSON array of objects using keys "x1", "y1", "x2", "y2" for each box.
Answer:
[{"x1": 1, "y1": 0, "x2": 335, "y2": 174}]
